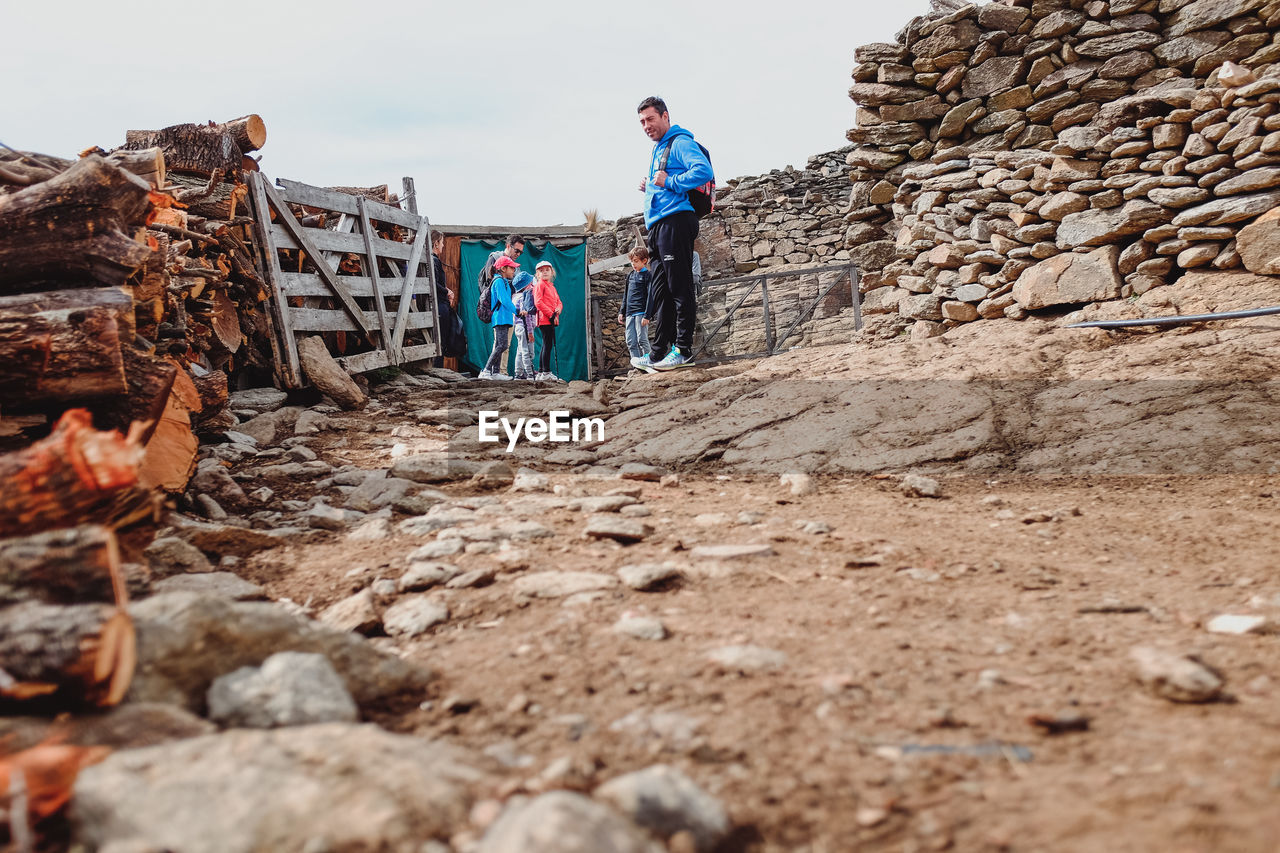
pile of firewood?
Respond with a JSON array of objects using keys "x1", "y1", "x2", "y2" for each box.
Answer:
[{"x1": 0, "y1": 115, "x2": 282, "y2": 493}]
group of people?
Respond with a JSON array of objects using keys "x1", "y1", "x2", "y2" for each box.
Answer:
[
  {"x1": 474, "y1": 95, "x2": 713, "y2": 379},
  {"x1": 478, "y1": 235, "x2": 565, "y2": 382}
]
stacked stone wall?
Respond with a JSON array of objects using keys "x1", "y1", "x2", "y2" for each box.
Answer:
[{"x1": 845, "y1": 0, "x2": 1280, "y2": 335}]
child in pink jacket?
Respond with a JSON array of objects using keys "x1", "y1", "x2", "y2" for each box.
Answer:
[{"x1": 533, "y1": 261, "x2": 565, "y2": 382}]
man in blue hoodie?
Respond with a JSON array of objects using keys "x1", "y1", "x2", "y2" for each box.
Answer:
[{"x1": 634, "y1": 96, "x2": 713, "y2": 371}]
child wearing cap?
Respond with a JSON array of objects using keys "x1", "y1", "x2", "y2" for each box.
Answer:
[
  {"x1": 511, "y1": 267, "x2": 539, "y2": 380},
  {"x1": 480, "y1": 256, "x2": 520, "y2": 380},
  {"x1": 533, "y1": 261, "x2": 564, "y2": 382}
]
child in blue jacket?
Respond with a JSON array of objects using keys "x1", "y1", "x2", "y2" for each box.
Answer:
[{"x1": 481, "y1": 257, "x2": 520, "y2": 380}]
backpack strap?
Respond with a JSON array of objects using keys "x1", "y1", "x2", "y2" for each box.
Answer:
[{"x1": 658, "y1": 139, "x2": 674, "y2": 173}]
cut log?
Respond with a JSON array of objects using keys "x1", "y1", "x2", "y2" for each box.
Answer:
[
  {"x1": 0, "y1": 601, "x2": 135, "y2": 708},
  {"x1": 0, "y1": 288, "x2": 132, "y2": 409},
  {"x1": 104, "y1": 147, "x2": 165, "y2": 188},
  {"x1": 123, "y1": 124, "x2": 239, "y2": 178},
  {"x1": 165, "y1": 173, "x2": 246, "y2": 220},
  {"x1": 0, "y1": 409, "x2": 146, "y2": 538},
  {"x1": 97, "y1": 348, "x2": 177, "y2": 444},
  {"x1": 1, "y1": 148, "x2": 164, "y2": 190},
  {"x1": 0, "y1": 156, "x2": 153, "y2": 292},
  {"x1": 210, "y1": 289, "x2": 243, "y2": 353},
  {"x1": 215, "y1": 114, "x2": 267, "y2": 153},
  {"x1": 191, "y1": 369, "x2": 229, "y2": 430},
  {"x1": 0, "y1": 525, "x2": 123, "y2": 607},
  {"x1": 136, "y1": 390, "x2": 198, "y2": 492}
]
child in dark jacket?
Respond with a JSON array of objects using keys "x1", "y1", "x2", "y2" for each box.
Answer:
[{"x1": 618, "y1": 246, "x2": 652, "y2": 363}]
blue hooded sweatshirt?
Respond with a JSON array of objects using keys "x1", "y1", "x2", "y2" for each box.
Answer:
[
  {"x1": 489, "y1": 274, "x2": 518, "y2": 326},
  {"x1": 644, "y1": 125, "x2": 713, "y2": 229}
]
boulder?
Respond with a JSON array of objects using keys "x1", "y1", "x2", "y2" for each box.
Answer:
[
  {"x1": 1012, "y1": 246, "x2": 1124, "y2": 309},
  {"x1": 72, "y1": 725, "x2": 489, "y2": 853}
]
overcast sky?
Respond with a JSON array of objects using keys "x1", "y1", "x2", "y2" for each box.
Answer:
[{"x1": 5, "y1": 0, "x2": 936, "y2": 227}]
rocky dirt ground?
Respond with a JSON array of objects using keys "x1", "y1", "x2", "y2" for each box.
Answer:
[{"x1": 11, "y1": 307, "x2": 1280, "y2": 853}]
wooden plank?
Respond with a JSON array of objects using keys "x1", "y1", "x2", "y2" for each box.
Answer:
[
  {"x1": 280, "y1": 272, "x2": 427, "y2": 299},
  {"x1": 291, "y1": 308, "x2": 435, "y2": 333},
  {"x1": 275, "y1": 179, "x2": 359, "y2": 215},
  {"x1": 268, "y1": 224, "x2": 417, "y2": 261},
  {"x1": 433, "y1": 223, "x2": 585, "y2": 239},
  {"x1": 357, "y1": 196, "x2": 394, "y2": 357},
  {"x1": 248, "y1": 173, "x2": 302, "y2": 387},
  {"x1": 336, "y1": 349, "x2": 390, "y2": 373},
  {"x1": 388, "y1": 222, "x2": 428, "y2": 355},
  {"x1": 259, "y1": 178, "x2": 373, "y2": 340},
  {"x1": 275, "y1": 179, "x2": 424, "y2": 231},
  {"x1": 589, "y1": 253, "x2": 632, "y2": 274},
  {"x1": 336, "y1": 342, "x2": 437, "y2": 374},
  {"x1": 401, "y1": 177, "x2": 418, "y2": 215}
]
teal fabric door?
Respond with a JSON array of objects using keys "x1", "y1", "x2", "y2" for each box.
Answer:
[{"x1": 457, "y1": 240, "x2": 588, "y2": 381}]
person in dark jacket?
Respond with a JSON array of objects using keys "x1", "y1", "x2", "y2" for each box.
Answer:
[
  {"x1": 429, "y1": 231, "x2": 464, "y2": 365},
  {"x1": 633, "y1": 95, "x2": 712, "y2": 371},
  {"x1": 617, "y1": 246, "x2": 652, "y2": 361}
]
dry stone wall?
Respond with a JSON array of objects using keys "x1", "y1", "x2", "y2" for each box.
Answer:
[{"x1": 847, "y1": 0, "x2": 1280, "y2": 335}]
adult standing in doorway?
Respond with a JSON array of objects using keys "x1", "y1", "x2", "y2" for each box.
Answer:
[
  {"x1": 634, "y1": 96, "x2": 712, "y2": 371},
  {"x1": 429, "y1": 230, "x2": 463, "y2": 366}
]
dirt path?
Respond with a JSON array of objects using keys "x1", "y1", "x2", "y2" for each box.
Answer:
[{"x1": 236, "y1": 375, "x2": 1280, "y2": 852}]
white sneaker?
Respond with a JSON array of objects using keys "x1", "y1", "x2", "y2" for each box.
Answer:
[{"x1": 478, "y1": 370, "x2": 493, "y2": 380}]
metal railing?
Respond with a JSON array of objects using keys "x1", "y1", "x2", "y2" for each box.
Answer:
[{"x1": 589, "y1": 263, "x2": 861, "y2": 376}]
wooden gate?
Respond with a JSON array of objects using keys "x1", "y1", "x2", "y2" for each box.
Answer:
[{"x1": 248, "y1": 173, "x2": 439, "y2": 388}]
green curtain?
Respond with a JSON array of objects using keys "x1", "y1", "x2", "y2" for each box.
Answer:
[{"x1": 457, "y1": 240, "x2": 588, "y2": 381}]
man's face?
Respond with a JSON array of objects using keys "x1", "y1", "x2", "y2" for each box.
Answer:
[
  {"x1": 639, "y1": 107, "x2": 670, "y2": 142},
  {"x1": 507, "y1": 242, "x2": 525, "y2": 260}
]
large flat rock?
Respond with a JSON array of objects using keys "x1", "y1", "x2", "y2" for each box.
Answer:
[{"x1": 595, "y1": 274, "x2": 1280, "y2": 476}]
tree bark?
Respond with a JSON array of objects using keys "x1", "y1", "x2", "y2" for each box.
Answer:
[
  {"x1": 0, "y1": 156, "x2": 153, "y2": 293},
  {"x1": 0, "y1": 601, "x2": 135, "y2": 708},
  {"x1": 123, "y1": 124, "x2": 239, "y2": 178},
  {"x1": 0, "y1": 409, "x2": 146, "y2": 538},
  {"x1": 0, "y1": 288, "x2": 133, "y2": 409},
  {"x1": 0, "y1": 525, "x2": 122, "y2": 607}
]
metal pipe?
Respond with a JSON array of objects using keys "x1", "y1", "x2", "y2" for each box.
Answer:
[{"x1": 1065, "y1": 305, "x2": 1280, "y2": 329}]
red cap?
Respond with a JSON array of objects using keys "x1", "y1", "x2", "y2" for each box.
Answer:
[{"x1": 494, "y1": 256, "x2": 519, "y2": 270}]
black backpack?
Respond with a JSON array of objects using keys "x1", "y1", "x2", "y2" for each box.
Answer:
[
  {"x1": 476, "y1": 254, "x2": 497, "y2": 323},
  {"x1": 659, "y1": 137, "x2": 715, "y2": 219}
]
